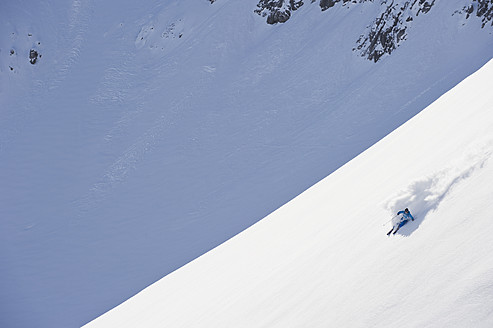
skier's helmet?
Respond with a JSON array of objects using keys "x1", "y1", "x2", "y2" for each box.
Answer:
[{"x1": 405, "y1": 208, "x2": 409, "y2": 212}]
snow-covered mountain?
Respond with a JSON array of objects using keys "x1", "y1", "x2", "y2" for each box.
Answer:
[
  {"x1": 85, "y1": 57, "x2": 493, "y2": 328},
  {"x1": 1, "y1": 0, "x2": 492, "y2": 327}
]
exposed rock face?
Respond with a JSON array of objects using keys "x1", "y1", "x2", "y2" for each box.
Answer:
[
  {"x1": 254, "y1": 0, "x2": 304, "y2": 24},
  {"x1": 224, "y1": 0, "x2": 491, "y2": 62},
  {"x1": 354, "y1": 1, "x2": 436, "y2": 62},
  {"x1": 252, "y1": 0, "x2": 490, "y2": 62},
  {"x1": 461, "y1": 0, "x2": 493, "y2": 27},
  {"x1": 320, "y1": 0, "x2": 361, "y2": 11},
  {"x1": 29, "y1": 49, "x2": 39, "y2": 64},
  {"x1": 254, "y1": 0, "x2": 370, "y2": 24}
]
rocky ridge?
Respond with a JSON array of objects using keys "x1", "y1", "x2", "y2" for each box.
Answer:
[
  {"x1": 459, "y1": 0, "x2": 493, "y2": 28},
  {"x1": 354, "y1": 1, "x2": 436, "y2": 62},
  {"x1": 246, "y1": 0, "x2": 491, "y2": 62},
  {"x1": 254, "y1": 0, "x2": 305, "y2": 24}
]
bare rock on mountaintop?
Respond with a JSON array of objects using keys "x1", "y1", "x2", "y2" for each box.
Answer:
[
  {"x1": 354, "y1": 1, "x2": 436, "y2": 63},
  {"x1": 254, "y1": 0, "x2": 437, "y2": 62},
  {"x1": 254, "y1": 0, "x2": 304, "y2": 25},
  {"x1": 255, "y1": 0, "x2": 367, "y2": 24},
  {"x1": 320, "y1": 0, "x2": 357, "y2": 11},
  {"x1": 29, "y1": 49, "x2": 39, "y2": 64},
  {"x1": 253, "y1": 0, "x2": 492, "y2": 62},
  {"x1": 459, "y1": 0, "x2": 493, "y2": 28}
]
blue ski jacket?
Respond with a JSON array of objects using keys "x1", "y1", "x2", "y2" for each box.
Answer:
[{"x1": 397, "y1": 210, "x2": 414, "y2": 222}]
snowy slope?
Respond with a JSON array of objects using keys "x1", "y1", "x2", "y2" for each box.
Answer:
[
  {"x1": 1, "y1": 0, "x2": 492, "y2": 327},
  {"x1": 86, "y1": 59, "x2": 493, "y2": 328}
]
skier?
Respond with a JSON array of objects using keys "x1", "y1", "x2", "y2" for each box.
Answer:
[{"x1": 387, "y1": 208, "x2": 415, "y2": 235}]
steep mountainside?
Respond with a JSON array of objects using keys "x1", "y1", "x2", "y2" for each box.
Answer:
[
  {"x1": 1, "y1": 0, "x2": 492, "y2": 327},
  {"x1": 86, "y1": 59, "x2": 493, "y2": 328},
  {"x1": 254, "y1": 0, "x2": 492, "y2": 61}
]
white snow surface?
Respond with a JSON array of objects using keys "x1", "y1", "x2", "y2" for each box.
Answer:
[
  {"x1": 87, "y1": 59, "x2": 493, "y2": 328},
  {"x1": 1, "y1": 0, "x2": 492, "y2": 327}
]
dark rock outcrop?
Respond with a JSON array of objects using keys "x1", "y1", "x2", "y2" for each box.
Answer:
[
  {"x1": 320, "y1": 0, "x2": 358, "y2": 11},
  {"x1": 255, "y1": 0, "x2": 304, "y2": 24},
  {"x1": 461, "y1": 0, "x2": 493, "y2": 27},
  {"x1": 354, "y1": 1, "x2": 436, "y2": 62},
  {"x1": 253, "y1": 0, "x2": 486, "y2": 62},
  {"x1": 255, "y1": 0, "x2": 368, "y2": 24},
  {"x1": 29, "y1": 49, "x2": 39, "y2": 64}
]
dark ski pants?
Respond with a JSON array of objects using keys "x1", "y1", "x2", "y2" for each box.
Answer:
[{"x1": 387, "y1": 219, "x2": 409, "y2": 235}]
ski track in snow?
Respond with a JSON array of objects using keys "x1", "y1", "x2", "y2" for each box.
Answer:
[
  {"x1": 77, "y1": 2, "x2": 228, "y2": 215},
  {"x1": 76, "y1": 102, "x2": 179, "y2": 214},
  {"x1": 2, "y1": 1, "x2": 493, "y2": 327},
  {"x1": 385, "y1": 135, "x2": 493, "y2": 235},
  {"x1": 44, "y1": 0, "x2": 94, "y2": 91},
  {"x1": 90, "y1": 51, "x2": 143, "y2": 144},
  {"x1": 83, "y1": 59, "x2": 493, "y2": 328},
  {"x1": 394, "y1": 66, "x2": 459, "y2": 116},
  {"x1": 77, "y1": 83, "x2": 196, "y2": 215}
]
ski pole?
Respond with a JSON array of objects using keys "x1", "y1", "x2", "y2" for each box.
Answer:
[{"x1": 382, "y1": 214, "x2": 398, "y2": 226}]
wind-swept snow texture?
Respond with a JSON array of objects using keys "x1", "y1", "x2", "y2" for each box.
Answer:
[
  {"x1": 87, "y1": 59, "x2": 493, "y2": 328},
  {"x1": 0, "y1": 0, "x2": 492, "y2": 327}
]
